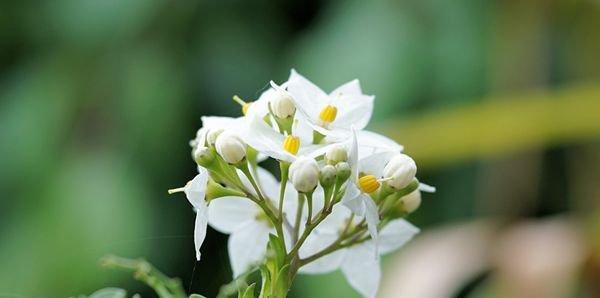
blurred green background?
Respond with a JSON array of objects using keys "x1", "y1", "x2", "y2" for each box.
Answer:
[{"x1": 1, "y1": 0, "x2": 599, "y2": 297}]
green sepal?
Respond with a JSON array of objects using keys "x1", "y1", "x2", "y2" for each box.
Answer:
[
  {"x1": 312, "y1": 130, "x2": 325, "y2": 144},
  {"x1": 206, "y1": 179, "x2": 246, "y2": 201}
]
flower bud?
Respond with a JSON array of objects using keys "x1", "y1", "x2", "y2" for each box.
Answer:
[
  {"x1": 270, "y1": 90, "x2": 296, "y2": 119},
  {"x1": 215, "y1": 132, "x2": 246, "y2": 164},
  {"x1": 206, "y1": 128, "x2": 224, "y2": 146},
  {"x1": 319, "y1": 164, "x2": 336, "y2": 187},
  {"x1": 399, "y1": 189, "x2": 421, "y2": 213},
  {"x1": 383, "y1": 154, "x2": 417, "y2": 189},
  {"x1": 193, "y1": 146, "x2": 215, "y2": 167},
  {"x1": 325, "y1": 144, "x2": 348, "y2": 165},
  {"x1": 335, "y1": 162, "x2": 351, "y2": 182},
  {"x1": 289, "y1": 157, "x2": 319, "y2": 193}
]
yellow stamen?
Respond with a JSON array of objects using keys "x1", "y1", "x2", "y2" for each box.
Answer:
[
  {"x1": 233, "y1": 95, "x2": 252, "y2": 115},
  {"x1": 319, "y1": 105, "x2": 338, "y2": 124},
  {"x1": 358, "y1": 175, "x2": 380, "y2": 194},
  {"x1": 283, "y1": 135, "x2": 300, "y2": 155}
]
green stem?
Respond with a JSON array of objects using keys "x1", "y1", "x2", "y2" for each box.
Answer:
[
  {"x1": 292, "y1": 193, "x2": 305, "y2": 244},
  {"x1": 278, "y1": 162, "x2": 290, "y2": 221}
]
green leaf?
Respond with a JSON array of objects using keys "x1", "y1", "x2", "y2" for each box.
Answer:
[
  {"x1": 271, "y1": 265, "x2": 290, "y2": 298},
  {"x1": 267, "y1": 234, "x2": 285, "y2": 267},
  {"x1": 258, "y1": 265, "x2": 271, "y2": 298},
  {"x1": 241, "y1": 283, "x2": 256, "y2": 298},
  {"x1": 189, "y1": 295, "x2": 207, "y2": 298}
]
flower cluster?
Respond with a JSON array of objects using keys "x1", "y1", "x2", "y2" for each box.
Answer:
[{"x1": 170, "y1": 70, "x2": 434, "y2": 298}]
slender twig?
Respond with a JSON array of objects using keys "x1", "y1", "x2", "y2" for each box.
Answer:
[{"x1": 100, "y1": 255, "x2": 187, "y2": 298}]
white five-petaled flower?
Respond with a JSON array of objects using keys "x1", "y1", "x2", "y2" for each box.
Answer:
[
  {"x1": 286, "y1": 69, "x2": 374, "y2": 139},
  {"x1": 299, "y1": 205, "x2": 419, "y2": 298}
]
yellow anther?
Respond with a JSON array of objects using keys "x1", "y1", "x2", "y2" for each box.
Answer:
[
  {"x1": 242, "y1": 103, "x2": 251, "y2": 115},
  {"x1": 283, "y1": 135, "x2": 300, "y2": 155},
  {"x1": 233, "y1": 95, "x2": 251, "y2": 115},
  {"x1": 319, "y1": 105, "x2": 338, "y2": 124},
  {"x1": 358, "y1": 175, "x2": 380, "y2": 194}
]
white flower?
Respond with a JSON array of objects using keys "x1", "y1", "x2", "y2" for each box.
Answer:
[
  {"x1": 289, "y1": 157, "x2": 320, "y2": 193},
  {"x1": 243, "y1": 115, "x2": 328, "y2": 163},
  {"x1": 382, "y1": 153, "x2": 417, "y2": 189},
  {"x1": 286, "y1": 69, "x2": 374, "y2": 138},
  {"x1": 207, "y1": 167, "x2": 296, "y2": 277},
  {"x1": 299, "y1": 206, "x2": 419, "y2": 298},
  {"x1": 215, "y1": 130, "x2": 247, "y2": 164},
  {"x1": 169, "y1": 168, "x2": 210, "y2": 261}
]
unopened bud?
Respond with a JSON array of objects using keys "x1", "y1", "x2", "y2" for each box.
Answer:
[
  {"x1": 399, "y1": 189, "x2": 421, "y2": 213},
  {"x1": 206, "y1": 128, "x2": 224, "y2": 146},
  {"x1": 215, "y1": 132, "x2": 247, "y2": 164},
  {"x1": 320, "y1": 165, "x2": 336, "y2": 187},
  {"x1": 383, "y1": 154, "x2": 417, "y2": 189},
  {"x1": 325, "y1": 144, "x2": 348, "y2": 165},
  {"x1": 335, "y1": 162, "x2": 351, "y2": 182},
  {"x1": 193, "y1": 146, "x2": 215, "y2": 167},
  {"x1": 270, "y1": 90, "x2": 296, "y2": 119},
  {"x1": 289, "y1": 157, "x2": 319, "y2": 193}
]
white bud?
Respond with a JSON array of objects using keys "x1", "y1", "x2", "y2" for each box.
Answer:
[
  {"x1": 215, "y1": 131, "x2": 246, "y2": 164},
  {"x1": 383, "y1": 154, "x2": 417, "y2": 189},
  {"x1": 269, "y1": 89, "x2": 296, "y2": 119},
  {"x1": 193, "y1": 146, "x2": 215, "y2": 166},
  {"x1": 319, "y1": 164, "x2": 336, "y2": 187},
  {"x1": 325, "y1": 144, "x2": 348, "y2": 165},
  {"x1": 206, "y1": 128, "x2": 224, "y2": 146},
  {"x1": 400, "y1": 190, "x2": 421, "y2": 213},
  {"x1": 289, "y1": 157, "x2": 319, "y2": 193}
]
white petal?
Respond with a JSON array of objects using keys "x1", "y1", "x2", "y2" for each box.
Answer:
[
  {"x1": 349, "y1": 128, "x2": 359, "y2": 181},
  {"x1": 184, "y1": 170, "x2": 208, "y2": 209},
  {"x1": 342, "y1": 184, "x2": 365, "y2": 216},
  {"x1": 255, "y1": 166, "x2": 280, "y2": 202},
  {"x1": 419, "y1": 182, "x2": 437, "y2": 193},
  {"x1": 287, "y1": 69, "x2": 329, "y2": 122},
  {"x1": 330, "y1": 79, "x2": 363, "y2": 96},
  {"x1": 201, "y1": 116, "x2": 241, "y2": 130},
  {"x1": 331, "y1": 94, "x2": 374, "y2": 131},
  {"x1": 243, "y1": 116, "x2": 296, "y2": 162},
  {"x1": 228, "y1": 222, "x2": 272, "y2": 277},
  {"x1": 247, "y1": 88, "x2": 274, "y2": 118},
  {"x1": 358, "y1": 151, "x2": 396, "y2": 177},
  {"x1": 341, "y1": 242, "x2": 381, "y2": 298},
  {"x1": 357, "y1": 130, "x2": 404, "y2": 158},
  {"x1": 194, "y1": 203, "x2": 209, "y2": 260},
  {"x1": 299, "y1": 233, "x2": 345, "y2": 274},
  {"x1": 378, "y1": 219, "x2": 419, "y2": 255},
  {"x1": 208, "y1": 196, "x2": 258, "y2": 234},
  {"x1": 363, "y1": 196, "x2": 380, "y2": 254}
]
